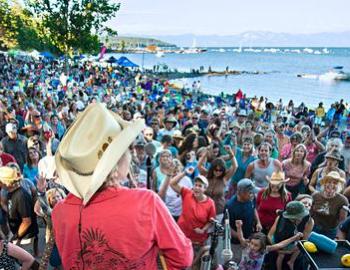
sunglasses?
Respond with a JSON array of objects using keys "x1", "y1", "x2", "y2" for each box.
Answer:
[
  {"x1": 214, "y1": 168, "x2": 224, "y2": 172},
  {"x1": 145, "y1": 133, "x2": 153, "y2": 136}
]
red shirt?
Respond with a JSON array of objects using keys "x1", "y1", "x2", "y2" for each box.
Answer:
[
  {"x1": 52, "y1": 187, "x2": 193, "y2": 270},
  {"x1": 0, "y1": 153, "x2": 16, "y2": 166},
  {"x1": 256, "y1": 189, "x2": 291, "y2": 230},
  {"x1": 178, "y1": 187, "x2": 216, "y2": 244}
]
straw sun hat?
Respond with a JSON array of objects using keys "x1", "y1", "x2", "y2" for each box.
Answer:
[
  {"x1": 320, "y1": 171, "x2": 346, "y2": 186},
  {"x1": 0, "y1": 166, "x2": 21, "y2": 186},
  {"x1": 266, "y1": 171, "x2": 290, "y2": 185},
  {"x1": 55, "y1": 103, "x2": 144, "y2": 205}
]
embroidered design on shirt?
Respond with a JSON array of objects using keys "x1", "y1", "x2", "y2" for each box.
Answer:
[
  {"x1": 70, "y1": 228, "x2": 146, "y2": 270},
  {"x1": 317, "y1": 201, "x2": 330, "y2": 215}
]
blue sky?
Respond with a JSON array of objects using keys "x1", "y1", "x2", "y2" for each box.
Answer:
[{"x1": 109, "y1": 0, "x2": 350, "y2": 35}]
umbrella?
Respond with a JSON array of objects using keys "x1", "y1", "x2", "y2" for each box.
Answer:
[
  {"x1": 106, "y1": 56, "x2": 118, "y2": 64},
  {"x1": 40, "y1": 51, "x2": 55, "y2": 59},
  {"x1": 117, "y1": 56, "x2": 139, "y2": 68}
]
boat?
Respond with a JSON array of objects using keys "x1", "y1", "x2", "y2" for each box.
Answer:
[
  {"x1": 263, "y1": 48, "x2": 280, "y2": 53},
  {"x1": 298, "y1": 67, "x2": 350, "y2": 81},
  {"x1": 303, "y1": 48, "x2": 314, "y2": 54},
  {"x1": 319, "y1": 69, "x2": 350, "y2": 81},
  {"x1": 156, "y1": 51, "x2": 164, "y2": 58},
  {"x1": 218, "y1": 48, "x2": 226, "y2": 53},
  {"x1": 322, "y1": 48, "x2": 330, "y2": 54},
  {"x1": 232, "y1": 45, "x2": 242, "y2": 53}
]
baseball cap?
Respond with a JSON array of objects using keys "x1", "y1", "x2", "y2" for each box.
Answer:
[
  {"x1": 237, "y1": 178, "x2": 256, "y2": 193},
  {"x1": 194, "y1": 175, "x2": 209, "y2": 187}
]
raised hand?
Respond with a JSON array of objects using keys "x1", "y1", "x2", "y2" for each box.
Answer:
[{"x1": 36, "y1": 173, "x2": 47, "y2": 193}]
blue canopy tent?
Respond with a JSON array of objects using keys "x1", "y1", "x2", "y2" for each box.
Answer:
[
  {"x1": 40, "y1": 51, "x2": 55, "y2": 59},
  {"x1": 117, "y1": 56, "x2": 139, "y2": 68},
  {"x1": 106, "y1": 56, "x2": 118, "y2": 64}
]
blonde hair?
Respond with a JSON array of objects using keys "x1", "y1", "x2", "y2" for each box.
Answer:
[
  {"x1": 46, "y1": 188, "x2": 66, "y2": 207},
  {"x1": 104, "y1": 151, "x2": 131, "y2": 187}
]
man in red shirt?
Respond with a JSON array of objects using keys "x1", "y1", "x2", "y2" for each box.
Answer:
[{"x1": 52, "y1": 104, "x2": 193, "y2": 270}]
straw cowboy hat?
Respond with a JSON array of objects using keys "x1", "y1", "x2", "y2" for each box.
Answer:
[
  {"x1": 0, "y1": 166, "x2": 21, "y2": 186},
  {"x1": 55, "y1": 103, "x2": 144, "y2": 205},
  {"x1": 320, "y1": 171, "x2": 346, "y2": 186},
  {"x1": 266, "y1": 171, "x2": 290, "y2": 185}
]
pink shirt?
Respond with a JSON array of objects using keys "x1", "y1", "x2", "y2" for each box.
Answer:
[
  {"x1": 283, "y1": 160, "x2": 311, "y2": 187},
  {"x1": 52, "y1": 187, "x2": 193, "y2": 270}
]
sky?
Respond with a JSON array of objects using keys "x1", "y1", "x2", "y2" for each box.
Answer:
[{"x1": 109, "y1": 0, "x2": 350, "y2": 36}]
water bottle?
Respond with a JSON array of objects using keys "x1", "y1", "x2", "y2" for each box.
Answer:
[{"x1": 308, "y1": 231, "x2": 337, "y2": 253}]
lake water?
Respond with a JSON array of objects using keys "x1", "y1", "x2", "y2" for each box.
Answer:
[{"x1": 110, "y1": 47, "x2": 350, "y2": 107}]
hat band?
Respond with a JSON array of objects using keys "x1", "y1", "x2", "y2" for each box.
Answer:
[{"x1": 60, "y1": 156, "x2": 94, "y2": 176}]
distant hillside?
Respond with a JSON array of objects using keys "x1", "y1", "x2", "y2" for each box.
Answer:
[
  {"x1": 145, "y1": 31, "x2": 350, "y2": 47},
  {"x1": 103, "y1": 36, "x2": 177, "y2": 50}
]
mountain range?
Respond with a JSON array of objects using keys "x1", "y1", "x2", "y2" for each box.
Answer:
[{"x1": 138, "y1": 31, "x2": 350, "y2": 47}]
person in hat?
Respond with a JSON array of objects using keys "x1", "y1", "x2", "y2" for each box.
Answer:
[
  {"x1": 309, "y1": 148, "x2": 346, "y2": 193},
  {"x1": 0, "y1": 166, "x2": 39, "y2": 256},
  {"x1": 157, "y1": 116, "x2": 177, "y2": 140},
  {"x1": 52, "y1": 103, "x2": 193, "y2": 269},
  {"x1": 224, "y1": 178, "x2": 261, "y2": 263},
  {"x1": 311, "y1": 171, "x2": 348, "y2": 239},
  {"x1": 311, "y1": 137, "x2": 345, "y2": 175},
  {"x1": 170, "y1": 170, "x2": 215, "y2": 269},
  {"x1": 0, "y1": 142, "x2": 16, "y2": 167},
  {"x1": 1, "y1": 123, "x2": 28, "y2": 171},
  {"x1": 257, "y1": 171, "x2": 292, "y2": 233},
  {"x1": 268, "y1": 201, "x2": 309, "y2": 270}
]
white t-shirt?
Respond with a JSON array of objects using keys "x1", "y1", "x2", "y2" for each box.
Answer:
[{"x1": 163, "y1": 176, "x2": 193, "y2": 217}]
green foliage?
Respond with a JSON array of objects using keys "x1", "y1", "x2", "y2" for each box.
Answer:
[
  {"x1": 0, "y1": 0, "x2": 18, "y2": 49},
  {"x1": 25, "y1": 0, "x2": 120, "y2": 55}
]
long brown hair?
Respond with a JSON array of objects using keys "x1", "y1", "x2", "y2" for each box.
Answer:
[
  {"x1": 261, "y1": 181, "x2": 289, "y2": 202},
  {"x1": 291, "y1": 144, "x2": 308, "y2": 167}
]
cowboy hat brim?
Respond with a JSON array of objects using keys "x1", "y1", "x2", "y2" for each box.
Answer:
[
  {"x1": 320, "y1": 174, "x2": 346, "y2": 186},
  {"x1": 55, "y1": 105, "x2": 144, "y2": 205}
]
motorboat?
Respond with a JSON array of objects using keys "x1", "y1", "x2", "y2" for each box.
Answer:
[{"x1": 298, "y1": 66, "x2": 350, "y2": 81}]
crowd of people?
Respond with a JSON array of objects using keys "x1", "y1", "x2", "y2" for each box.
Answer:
[{"x1": 1, "y1": 51, "x2": 350, "y2": 270}]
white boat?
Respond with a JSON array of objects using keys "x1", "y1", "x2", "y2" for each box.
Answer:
[
  {"x1": 319, "y1": 70, "x2": 350, "y2": 81},
  {"x1": 303, "y1": 48, "x2": 314, "y2": 54},
  {"x1": 264, "y1": 48, "x2": 280, "y2": 53},
  {"x1": 156, "y1": 51, "x2": 164, "y2": 58},
  {"x1": 314, "y1": 50, "x2": 322, "y2": 55},
  {"x1": 233, "y1": 45, "x2": 242, "y2": 53},
  {"x1": 322, "y1": 48, "x2": 330, "y2": 54},
  {"x1": 219, "y1": 48, "x2": 226, "y2": 53},
  {"x1": 291, "y1": 49, "x2": 301, "y2": 54}
]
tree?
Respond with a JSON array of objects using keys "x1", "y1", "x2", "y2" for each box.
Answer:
[
  {"x1": 0, "y1": 0, "x2": 18, "y2": 49},
  {"x1": 25, "y1": 0, "x2": 120, "y2": 55}
]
